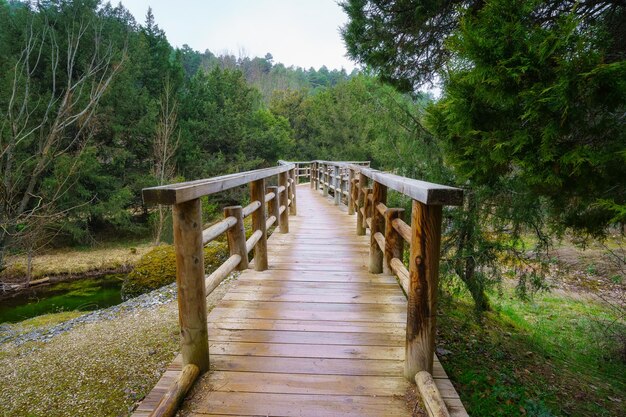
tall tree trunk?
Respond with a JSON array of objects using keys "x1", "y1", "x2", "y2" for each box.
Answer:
[
  {"x1": 455, "y1": 191, "x2": 490, "y2": 313},
  {"x1": 152, "y1": 79, "x2": 179, "y2": 245}
]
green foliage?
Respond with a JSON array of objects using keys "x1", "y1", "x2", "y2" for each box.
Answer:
[
  {"x1": 0, "y1": 1, "x2": 314, "y2": 267},
  {"x1": 429, "y1": 0, "x2": 626, "y2": 236},
  {"x1": 342, "y1": 0, "x2": 626, "y2": 312},
  {"x1": 272, "y1": 75, "x2": 419, "y2": 164},
  {"x1": 179, "y1": 47, "x2": 355, "y2": 101}
]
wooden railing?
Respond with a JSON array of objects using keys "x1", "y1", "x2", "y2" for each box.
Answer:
[
  {"x1": 278, "y1": 160, "x2": 312, "y2": 184},
  {"x1": 141, "y1": 159, "x2": 462, "y2": 417},
  {"x1": 307, "y1": 160, "x2": 463, "y2": 417},
  {"x1": 307, "y1": 160, "x2": 463, "y2": 375},
  {"x1": 142, "y1": 164, "x2": 298, "y2": 416}
]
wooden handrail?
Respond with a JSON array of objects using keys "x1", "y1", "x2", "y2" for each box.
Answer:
[
  {"x1": 142, "y1": 164, "x2": 294, "y2": 205},
  {"x1": 202, "y1": 216, "x2": 237, "y2": 246},
  {"x1": 415, "y1": 371, "x2": 452, "y2": 417},
  {"x1": 149, "y1": 364, "x2": 199, "y2": 417},
  {"x1": 347, "y1": 164, "x2": 462, "y2": 206}
]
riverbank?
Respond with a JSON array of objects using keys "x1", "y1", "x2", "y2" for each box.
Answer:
[
  {"x1": 0, "y1": 239, "x2": 152, "y2": 292},
  {"x1": 0, "y1": 272, "x2": 239, "y2": 417}
]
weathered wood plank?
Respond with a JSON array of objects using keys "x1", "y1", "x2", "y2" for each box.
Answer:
[{"x1": 190, "y1": 392, "x2": 410, "y2": 417}]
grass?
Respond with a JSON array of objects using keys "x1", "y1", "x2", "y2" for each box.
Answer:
[
  {"x1": 437, "y1": 287, "x2": 625, "y2": 417},
  {"x1": 0, "y1": 303, "x2": 179, "y2": 417},
  {"x1": 1, "y1": 238, "x2": 152, "y2": 281}
]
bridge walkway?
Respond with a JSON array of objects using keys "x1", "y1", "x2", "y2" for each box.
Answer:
[{"x1": 133, "y1": 185, "x2": 466, "y2": 417}]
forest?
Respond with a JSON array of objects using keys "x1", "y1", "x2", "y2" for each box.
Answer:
[{"x1": 0, "y1": 1, "x2": 624, "y2": 416}]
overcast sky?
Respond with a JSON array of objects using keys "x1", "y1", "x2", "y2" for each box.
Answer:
[{"x1": 118, "y1": 0, "x2": 357, "y2": 71}]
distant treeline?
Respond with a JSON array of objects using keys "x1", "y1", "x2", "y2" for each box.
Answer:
[{"x1": 179, "y1": 47, "x2": 358, "y2": 100}]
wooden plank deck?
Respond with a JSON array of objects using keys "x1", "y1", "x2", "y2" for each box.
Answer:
[{"x1": 133, "y1": 185, "x2": 468, "y2": 417}]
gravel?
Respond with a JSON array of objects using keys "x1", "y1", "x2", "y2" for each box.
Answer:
[{"x1": 0, "y1": 275, "x2": 237, "y2": 417}]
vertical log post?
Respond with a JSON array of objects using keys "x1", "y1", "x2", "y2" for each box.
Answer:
[
  {"x1": 362, "y1": 187, "x2": 371, "y2": 231},
  {"x1": 279, "y1": 171, "x2": 289, "y2": 233},
  {"x1": 356, "y1": 173, "x2": 367, "y2": 236},
  {"x1": 172, "y1": 198, "x2": 209, "y2": 372},
  {"x1": 334, "y1": 166, "x2": 340, "y2": 205},
  {"x1": 324, "y1": 165, "x2": 330, "y2": 198},
  {"x1": 405, "y1": 200, "x2": 443, "y2": 379},
  {"x1": 250, "y1": 179, "x2": 268, "y2": 271},
  {"x1": 318, "y1": 162, "x2": 323, "y2": 192},
  {"x1": 224, "y1": 206, "x2": 249, "y2": 270},
  {"x1": 289, "y1": 167, "x2": 297, "y2": 215},
  {"x1": 267, "y1": 186, "x2": 280, "y2": 229},
  {"x1": 347, "y1": 169, "x2": 355, "y2": 215},
  {"x1": 384, "y1": 208, "x2": 404, "y2": 274},
  {"x1": 309, "y1": 164, "x2": 314, "y2": 189},
  {"x1": 369, "y1": 181, "x2": 387, "y2": 273}
]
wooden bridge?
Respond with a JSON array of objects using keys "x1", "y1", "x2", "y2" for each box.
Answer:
[{"x1": 134, "y1": 161, "x2": 467, "y2": 417}]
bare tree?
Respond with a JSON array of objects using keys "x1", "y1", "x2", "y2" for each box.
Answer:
[
  {"x1": 152, "y1": 78, "x2": 180, "y2": 244},
  {"x1": 0, "y1": 16, "x2": 126, "y2": 276}
]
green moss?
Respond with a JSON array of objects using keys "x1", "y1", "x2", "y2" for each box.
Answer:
[
  {"x1": 121, "y1": 242, "x2": 228, "y2": 299},
  {"x1": 16, "y1": 311, "x2": 85, "y2": 330}
]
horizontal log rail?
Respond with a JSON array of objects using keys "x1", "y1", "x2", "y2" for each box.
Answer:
[
  {"x1": 416, "y1": 371, "x2": 452, "y2": 417},
  {"x1": 149, "y1": 364, "x2": 199, "y2": 417},
  {"x1": 141, "y1": 163, "x2": 300, "y2": 417}
]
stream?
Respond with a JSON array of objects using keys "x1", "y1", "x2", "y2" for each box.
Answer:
[{"x1": 0, "y1": 274, "x2": 125, "y2": 324}]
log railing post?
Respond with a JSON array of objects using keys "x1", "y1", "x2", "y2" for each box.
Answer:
[
  {"x1": 369, "y1": 181, "x2": 387, "y2": 273},
  {"x1": 315, "y1": 162, "x2": 319, "y2": 190},
  {"x1": 356, "y1": 173, "x2": 367, "y2": 236},
  {"x1": 362, "y1": 187, "x2": 371, "y2": 231},
  {"x1": 279, "y1": 171, "x2": 289, "y2": 233},
  {"x1": 324, "y1": 165, "x2": 330, "y2": 198},
  {"x1": 250, "y1": 179, "x2": 268, "y2": 271},
  {"x1": 289, "y1": 167, "x2": 297, "y2": 215},
  {"x1": 310, "y1": 164, "x2": 314, "y2": 189},
  {"x1": 224, "y1": 206, "x2": 249, "y2": 270},
  {"x1": 267, "y1": 185, "x2": 280, "y2": 229},
  {"x1": 348, "y1": 169, "x2": 355, "y2": 215},
  {"x1": 334, "y1": 165, "x2": 340, "y2": 205},
  {"x1": 384, "y1": 208, "x2": 404, "y2": 275},
  {"x1": 172, "y1": 198, "x2": 209, "y2": 372},
  {"x1": 405, "y1": 200, "x2": 443, "y2": 379}
]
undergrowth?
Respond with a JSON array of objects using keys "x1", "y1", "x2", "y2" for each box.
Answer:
[{"x1": 437, "y1": 288, "x2": 625, "y2": 416}]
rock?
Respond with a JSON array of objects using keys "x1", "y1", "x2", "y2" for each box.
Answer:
[{"x1": 436, "y1": 347, "x2": 452, "y2": 356}]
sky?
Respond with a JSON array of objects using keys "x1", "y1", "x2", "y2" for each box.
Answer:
[{"x1": 118, "y1": 0, "x2": 357, "y2": 71}]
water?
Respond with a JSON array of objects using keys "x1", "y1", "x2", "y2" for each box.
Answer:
[{"x1": 0, "y1": 274, "x2": 125, "y2": 324}]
